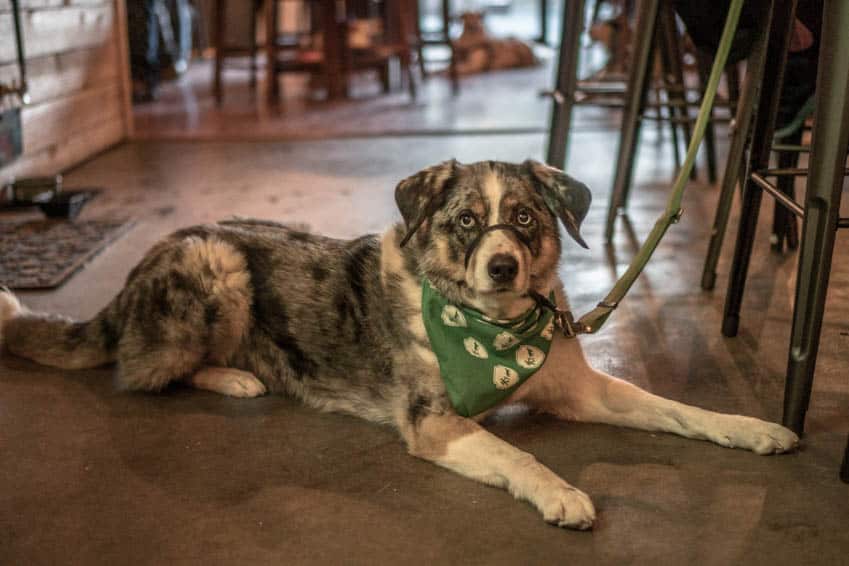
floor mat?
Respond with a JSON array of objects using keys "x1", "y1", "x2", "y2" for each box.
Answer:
[{"x1": 0, "y1": 218, "x2": 134, "y2": 289}]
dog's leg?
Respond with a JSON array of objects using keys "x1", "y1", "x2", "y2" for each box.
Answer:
[
  {"x1": 186, "y1": 367, "x2": 267, "y2": 398},
  {"x1": 399, "y1": 412, "x2": 596, "y2": 529},
  {"x1": 520, "y1": 338, "x2": 799, "y2": 455}
]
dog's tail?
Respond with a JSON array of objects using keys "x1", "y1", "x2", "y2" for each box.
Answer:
[{"x1": 1, "y1": 287, "x2": 121, "y2": 369}]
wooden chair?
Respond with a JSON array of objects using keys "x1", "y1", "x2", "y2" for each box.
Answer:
[
  {"x1": 265, "y1": 0, "x2": 346, "y2": 103},
  {"x1": 212, "y1": 0, "x2": 263, "y2": 105},
  {"x1": 264, "y1": 0, "x2": 417, "y2": 104},
  {"x1": 343, "y1": 0, "x2": 418, "y2": 99}
]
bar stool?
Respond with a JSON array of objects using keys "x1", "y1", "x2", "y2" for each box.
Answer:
[
  {"x1": 700, "y1": 0, "x2": 803, "y2": 291},
  {"x1": 545, "y1": 0, "x2": 732, "y2": 242},
  {"x1": 344, "y1": 0, "x2": 418, "y2": 99},
  {"x1": 716, "y1": 0, "x2": 849, "y2": 475}
]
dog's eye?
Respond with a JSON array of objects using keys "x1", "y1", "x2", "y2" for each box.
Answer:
[
  {"x1": 516, "y1": 209, "x2": 533, "y2": 226},
  {"x1": 459, "y1": 212, "x2": 477, "y2": 229}
]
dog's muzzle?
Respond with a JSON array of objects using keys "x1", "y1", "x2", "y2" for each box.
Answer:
[{"x1": 463, "y1": 224, "x2": 532, "y2": 270}]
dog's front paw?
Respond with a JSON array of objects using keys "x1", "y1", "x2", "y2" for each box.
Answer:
[
  {"x1": 538, "y1": 483, "x2": 596, "y2": 530},
  {"x1": 224, "y1": 373, "x2": 268, "y2": 398},
  {"x1": 715, "y1": 417, "x2": 799, "y2": 455},
  {"x1": 744, "y1": 420, "x2": 799, "y2": 455},
  {"x1": 190, "y1": 368, "x2": 268, "y2": 398}
]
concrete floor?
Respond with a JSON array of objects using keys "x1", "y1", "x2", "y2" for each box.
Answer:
[{"x1": 1, "y1": 131, "x2": 848, "y2": 564}]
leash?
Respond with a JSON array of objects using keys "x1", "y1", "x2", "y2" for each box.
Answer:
[{"x1": 540, "y1": 0, "x2": 745, "y2": 338}]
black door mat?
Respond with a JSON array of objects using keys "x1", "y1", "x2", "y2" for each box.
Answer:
[{"x1": 0, "y1": 218, "x2": 135, "y2": 289}]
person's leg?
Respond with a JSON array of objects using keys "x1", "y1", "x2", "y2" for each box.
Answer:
[{"x1": 127, "y1": 0, "x2": 161, "y2": 102}]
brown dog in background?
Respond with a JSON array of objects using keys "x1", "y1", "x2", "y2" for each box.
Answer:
[{"x1": 454, "y1": 12, "x2": 537, "y2": 75}]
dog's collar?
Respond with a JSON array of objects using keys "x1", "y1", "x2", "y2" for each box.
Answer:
[{"x1": 421, "y1": 279, "x2": 555, "y2": 417}]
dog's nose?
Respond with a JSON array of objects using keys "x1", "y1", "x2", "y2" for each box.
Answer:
[{"x1": 487, "y1": 254, "x2": 518, "y2": 284}]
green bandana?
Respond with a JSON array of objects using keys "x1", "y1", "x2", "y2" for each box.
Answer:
[{"x1": 421, "y1": 279, "x2": 556, "y2": 417}]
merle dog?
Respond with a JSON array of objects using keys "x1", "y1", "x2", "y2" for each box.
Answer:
[{"x1": 0, "y1": 160, "x2": 798, "y2": 529}]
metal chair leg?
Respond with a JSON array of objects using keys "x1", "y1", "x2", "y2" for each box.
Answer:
[
  {"x1": 659, "y1": 3, "x2": 694, "y2": 180},
  {"x1": 538, "y1": 0, "x2": 549, "y2": 45},
  {"x1": 721, "y1": 0, "x2": 796, "y2": 337},
  {"x1": 771, "y1": 130, "x2": 802, "y2": 252},
  {"x1": 545, "y1": 0, "x2": 586, "y2": 169},
  {"x1": 657, "y1": 18, "x2": 681, "y2": 172},
  {"x1": 696, "y1": 52, "x2": 718, "y2": 184},
  {"x1": 782, "y1": 0, "x2": 849, "y2": 435},
  {"x1": 603, "y1": 0, "x2": 660, "y2": 243},
  {"x1": 701, "y1": 29, "x2": 769, "y2": 291}
]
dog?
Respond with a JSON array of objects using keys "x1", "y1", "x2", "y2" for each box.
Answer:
[
  {"x1": 454, "y1": 12, "x2": 537, "y2": 75},
  {"x1": 0, "y1": 160, "x2": 798, "y2": 530}
]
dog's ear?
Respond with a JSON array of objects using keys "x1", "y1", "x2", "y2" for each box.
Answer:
[
  {"x1": 395, "y1": 159, "x2": 459, "y2": 247},
  {"x1": 524, "y1": 159, "x2": 591, "y2": 249}
]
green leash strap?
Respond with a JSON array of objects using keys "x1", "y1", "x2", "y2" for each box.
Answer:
[{"x1": 551, "y1": 0, "x2": 745, "y2": 337}]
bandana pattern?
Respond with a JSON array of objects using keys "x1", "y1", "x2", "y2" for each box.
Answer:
[{"x1": 421, "y1": 279, "x2": 555, "y2": 417}]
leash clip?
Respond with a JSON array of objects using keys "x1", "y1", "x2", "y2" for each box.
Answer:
[
  {"x1": 555, "y1": 309, "x2": 579, "y2": 338},
  {"x1": 529, "y1": 290, "x2": 585, "y2": 338}
]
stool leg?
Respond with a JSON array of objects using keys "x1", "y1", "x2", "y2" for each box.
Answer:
[
  {"x1": 603, "y1": 0, "x2": 660, "y2": 243},
  {"x1": 783, "y1": 0, "x2": 849, "y2": 435},
  {"x1": 656, "y1": 28, "x2": 681, "y2": 172},
  {"x1": 412, "y1": 0, "x2": 427, "y2": 78},
  {"x1": 545, "y1": 0, "x2": 586, "y2": 169},
  {"x1": 842, "y1": 435, "x2": 849, "y2": 483},
  {"x1": 214, "y1": 0, "x2": 225, "y2": 105},
  {"x1": 538, "y1": 0, "x2": 549, "y2": 45},
  {"x1": 721, "y1": 0, "x2": 796, "y2": 337},
  {"x1": 726, "y1": 62, "x2": 741, "y2": 116},
  {"x1": 249, "y1": 0, "x2": 258, "y2": 90},
  {"x1": 448, "y1": 42, "x2": 460, "y2": 95},
  {"x1": 443, "y1": 0, "x2": 459, "y2": 95},
  {"x1": 664, "y1": 88, "x2": 682, "y2": 171},
  {"x1": 659, "y1": 3, "x2": 695, "y2": 180},
  {"x1": 771, "y1": 130, "x2": 802, "y2": 252},
  {"x1": 701, "y1": 31, "x2": 769, "y2": 291},
  {"x1": 696, "y1": 52, "x2": 718, "y2": 184}
]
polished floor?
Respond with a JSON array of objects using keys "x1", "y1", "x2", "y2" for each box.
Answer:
[
  {"x1": 2, "y1": 125, "x2": 848, "y2": 563},
  {"x1": 132, "y1": 1, "x2": 612, "y2": 142}
]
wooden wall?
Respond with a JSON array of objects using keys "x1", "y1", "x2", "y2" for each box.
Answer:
[{"x1": 0, "y1": 0, "x2": 131, "y2": 182}]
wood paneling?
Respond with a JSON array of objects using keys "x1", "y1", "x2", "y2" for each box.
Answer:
[
  {"x1": 0, "y1": 117, "x2": 123, "y2": 181},
  {"x1": 22, "y1": 83, "x2": 122, "y2": 154},
  {"x1": 0, "y1": 0, "x2": 128, "y2": 181},
  {"x1": 0, "y1": 1, "x2": 108, "y2": 11},
  {"x1": 0, "y1": 43, "x2": 118, "y2": 106},
  {"x1": 0, "y1": 5, "x2": 114, "y2": 64}
]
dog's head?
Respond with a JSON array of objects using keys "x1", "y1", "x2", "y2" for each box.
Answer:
[
  {"x1": 459, "y1": 11, "x2": 486, "y2": 36},
  {"x1": 396, "y1": 160, "x2": 590, "y2": 318}
]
